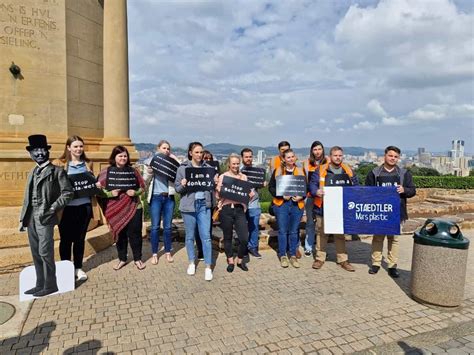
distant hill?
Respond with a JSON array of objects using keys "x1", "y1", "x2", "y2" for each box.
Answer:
[{"x1": 135, "y1": 142, "x2": 414, "y2": 157}]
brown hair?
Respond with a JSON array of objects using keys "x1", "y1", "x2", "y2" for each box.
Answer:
[
  {"x1": 329, "y1": 146, "x2": 344, "y2": 155},
  {"x1": 187, "y1": 142, "x2": 203, "y2": 160},
  {"x1": 108, "y1": 145, "x2": 131, "y2": 167},
  {"x1": 309, "y1": 141, "x2": 327, "y2": 165},
  {"x1": 58, "y1": 135, "x2": 90, "y2": 163},
  {"x1": 157, "y1": 140, "x2": 171, "y2": 150}
]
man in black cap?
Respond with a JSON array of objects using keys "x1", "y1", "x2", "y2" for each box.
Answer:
[{"x1": 19, "y1": 134, "x2": 73, "y2": 297}]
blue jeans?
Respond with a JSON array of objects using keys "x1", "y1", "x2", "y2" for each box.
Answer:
[
  {"x1": 182, "y1": 199, "x2": 212, "y2": 266},
  {"x1": 275, "y1": 201, "x2": 304, "y2": 257},
  {"x1": 304, "y1": 197, "x2": 316, "y2": 252},
  {"x1": 150, "y1": 194, "x2": 175, "y2": 253},
  {"x1": 246, "y1": 208, "x2": 261, "y2": 251}
]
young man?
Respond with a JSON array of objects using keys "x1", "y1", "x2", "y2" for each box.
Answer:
[
  {"x1": 269, "y1": 141, "x2": 290, "y2": 173},
  {"x1": 241, "y1": 148, "x2": 265, "y2": 258},
  {"x1": 309, "y1": 146, "x2": 358, "y2": 272},
  {"x1": 365, "y1": 146, "x2": 416, "y2": 278},
  {"x1": 19, "y1": 135, "x2": 74, "y2": 297}
]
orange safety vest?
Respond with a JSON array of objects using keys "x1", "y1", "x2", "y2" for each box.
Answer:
[
  {"x1": 269, "y1": 155, "x2": 282, "y2": 173},
  {"x1": 272, "y1": 166, "x2": 305, "y2": 209},
  {"x1": 303, "y1": 159, "x2": 319, "y2": 197},
  {"x1": 313, "y1": 163, "x2": 353, "y2": 208}
]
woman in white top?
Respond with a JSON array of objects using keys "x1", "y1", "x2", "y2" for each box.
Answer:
[{"x1": 216, "y1": 153, "x2": 254, "y2": 272}]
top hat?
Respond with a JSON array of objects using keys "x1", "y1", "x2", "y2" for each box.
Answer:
[{"x1": 26, "y1": 134, "x2": 51, "y2": 151}]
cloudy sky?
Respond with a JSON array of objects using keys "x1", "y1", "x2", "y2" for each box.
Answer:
[{"x1": 127, "y1": 0, "x2": 474, "y2": 153}]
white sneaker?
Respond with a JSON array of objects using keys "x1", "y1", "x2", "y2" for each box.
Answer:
[
  {"x1": 75, "y1": 268, "x2": 88, "y2": 281},
  {"x1": 204, "y1": 267, "x2": 213, "y2": 281},
  {"x1": 187, "y1": 263, "x2": 196, "y2": 276}
]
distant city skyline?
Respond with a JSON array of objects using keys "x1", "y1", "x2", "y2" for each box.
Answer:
[{"x1": 128, "y1": 0, "x2": 474, "y2": 153}]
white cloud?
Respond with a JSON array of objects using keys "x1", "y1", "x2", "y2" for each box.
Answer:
[
  {"x1": 255, "y1": 119, "x2": 283, "y2": 129},
  {"x1": 334, "y1": 0, "x2": 474, "y2": 88},
  {"x1": 128, "y1": 0, "x2": 474, "y2": 152},
  {"x1": 367, "y1": 99, "x2": 388, "y2": 118},
  {"x1": 353, "y1": 121, "x2": 377, "y2": 130}
]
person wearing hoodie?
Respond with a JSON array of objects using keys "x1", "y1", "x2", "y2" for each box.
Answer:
[
  {"x1": 175, "y1": 142, "x2": 217, "y2": 281},
  {"x1": 365, "y1": 145, "x2": 416, "y2": 278}
]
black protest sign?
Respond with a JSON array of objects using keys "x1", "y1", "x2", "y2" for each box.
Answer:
[
  {"x1": 276, "y1": 175, "x2": 307, "y2": 197},
  {"x1": 68, "y1": 172, "x2": 99, "y2": 198},
  {"x1": 106, "y1": 166, "x2": 138, "y2": 191},
  {"x1": 376, "y1": 175, "x2": 400, "y2": 187},
  {"x1": 150, "y1": 153, "x2": 180, "y2": 181},
  {"x1": 240, "y1": 166, "x2": 265, "y2": 188},
  {"x1": 206, "y1": 161, "x2": 220, "y2": 175},
  {"x1": 185, "y1": 167, "x2": 215, "y2": 192},
  {"x1": 325, "y1": 173, "x2": 352, "y2": 186},
  {"x1": 220, "y1": 175, "x2": 253, "y2": 204}
]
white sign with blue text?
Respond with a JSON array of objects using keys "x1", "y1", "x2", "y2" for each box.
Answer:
[{"x1": 324, "y1": 186, "x2": 400, "y2": 235}]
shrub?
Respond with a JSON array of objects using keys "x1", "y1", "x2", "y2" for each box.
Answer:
[
  {"x1": 412, "y1": 176, "x2": 474, "y2": 189},
  {"x1": 260, "y1": 201, "x2": 271, "y2": 213}
]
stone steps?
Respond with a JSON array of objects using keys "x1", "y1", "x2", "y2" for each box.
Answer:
[
  {"x1": 0, "y1": 225, "x2": 114, "y2": 274},
  {"x1": 0, "y1": 227, "x2": 60, "y2": 249}
]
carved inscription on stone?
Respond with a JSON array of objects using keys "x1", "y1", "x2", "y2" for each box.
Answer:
[
  {"x1": 0, "y1": 2, "x2": 58, "y2": 50},
  {"x1": 0, "y1": 171, "x2": 30, "y2": 181}
]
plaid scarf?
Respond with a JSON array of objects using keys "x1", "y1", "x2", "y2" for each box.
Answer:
[{"x1": 98, "y1": 167, "x2": 145, "y2": 241}]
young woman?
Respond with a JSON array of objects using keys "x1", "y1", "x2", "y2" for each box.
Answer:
[
  {"x1": 175, "y1": 142, "x2": 216, "y2": 281},
  {"x1": 53, "y1": 136, "x2": 101, "y2": 281},
  {"x1": 216, "y1": 153, "x2": 253, "y2": 272},
  {"x1": 98, "y1": 146, "x2": 146, "y2": 270},
  {"x1": 302, "y1": 141, "x2": 327, "y2": 257},
  {"x1": 144, "y1": 140, "x2": 177, "y2": 265},
  {"x1": 268, "y1": 149, "x2": 306, "y2": 268}
]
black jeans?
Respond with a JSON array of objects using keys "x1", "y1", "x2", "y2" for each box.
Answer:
[
  {"x1": 58, "y1": 203, "x2": 92, "y2": 269},
  {"x1": 116, "y1": 209, "x2": 143, "y2": 262},
  {"x1": 219, "y1": 204, "x2": 249, "y2": 259}
]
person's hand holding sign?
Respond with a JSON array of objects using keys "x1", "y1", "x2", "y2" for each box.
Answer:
[
  {"x1": 283, "y1": 195, "x2": 291, "y2": 201},
  {"x1": 126, "y1": 189, "x2": 136, "y2": 197},
  {"x1": 249, "y1": 189, "x2": 255, "y2": 199},
  {"x1": 316, "y1": 188, "x2": 324, "y2": 197},
  {"x1": 181, "y1": 178, "x2": 187, "y2": 187},
  {"x1": 111, "y1": 189, "x2": 121, "y2": 197},
  {"x1": 292, "y1": 196, "x2": 303, "y2": 202},
  {"x1": 396, "y1": 185, "x2": 404, "y2": 194}
]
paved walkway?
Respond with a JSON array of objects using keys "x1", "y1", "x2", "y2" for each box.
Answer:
[{"x1": 0, "y1": 230, "x2": 472, "y2": 354}]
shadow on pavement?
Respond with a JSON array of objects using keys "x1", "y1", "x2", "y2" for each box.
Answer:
[
  {"x1": 397, "y1": 340, "x2": 423, "y2": 354},
  {"x1": 0, "y1": 321, "x2": 56, "y2": 353},
  {"x1": 63, "y1": 339, "x2": 115, "y2": 354}
]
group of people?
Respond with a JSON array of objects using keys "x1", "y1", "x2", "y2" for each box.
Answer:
[
  {"x1": 268, "y1": 140, "x2": 416, "y2": 277},
  {"x1": 20, "y1": 134, "x2": 416, "y2": 296}
]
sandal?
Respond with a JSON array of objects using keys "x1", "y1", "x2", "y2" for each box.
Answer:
[
  {"x1": 165, "y1": 253, "x2": 174, "y2": 263},
  {"x1": 134, "y1": 260, "x2": 146, "y2": 270},
  {"x1": 151, "y1": 254, "x2": 158, "y2": 265},
  {"x1": 113, "y1": 260, "x2": 127, "y2": 271}
]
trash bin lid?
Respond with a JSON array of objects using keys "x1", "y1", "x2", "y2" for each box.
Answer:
[{"x1": 414, "y1": 218, "x2": 470, "y2": 250}]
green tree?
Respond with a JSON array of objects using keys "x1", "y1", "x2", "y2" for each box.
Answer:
[
  {"x1": 354, "y1": 163, "x2": 378, "y2": 185},
  {"x1": 408, "y1": 165, "x2": 440, "y2": 176}
]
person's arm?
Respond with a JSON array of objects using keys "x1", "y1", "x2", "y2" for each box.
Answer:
[
  {"x1": 268, "y1": 169, "x2": 278, "y2": 197},
  {"x1": 174, "y1": 166, "x2": 186, "y2": 194},
  {"x1": 215, "y1": 173, "x2": 224, "y2": 199},
  {"x1": 309, "y1": 169, "x2": 320, "y2": 197},
  {"x1": 365, "y1": 171, "x2": 375, "y2": 186},
  {"x1": 400, "y1": 170, "x2": 416, "y2": 198},
  {"x1": 350, "y1": 168, "x2": 359, "y2": 186},
  {"x1": 50, "y1": 168, "x2": 74, "y2": 212}
]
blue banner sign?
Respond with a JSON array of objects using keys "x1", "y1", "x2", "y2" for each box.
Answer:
[{"x1": 324, "y1": 186, "x2": 400, "y2": 235}]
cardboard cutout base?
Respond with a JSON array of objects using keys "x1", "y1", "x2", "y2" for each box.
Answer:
[{"x1": 19, "y1": 261, "x2": 75, "y2": 302}]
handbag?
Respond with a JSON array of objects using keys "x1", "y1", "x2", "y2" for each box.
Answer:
[{"x1": 212, "y1": 207, "x2": 220, "y2": 222}]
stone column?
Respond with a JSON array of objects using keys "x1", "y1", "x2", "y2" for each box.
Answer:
[{"x1": 100, "y1": 0, "x2": 135, "y2": 151}]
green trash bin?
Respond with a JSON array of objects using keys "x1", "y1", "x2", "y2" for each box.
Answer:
[{"x1": 410, "y1": 219, "x2": 470, "y2": 307}]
